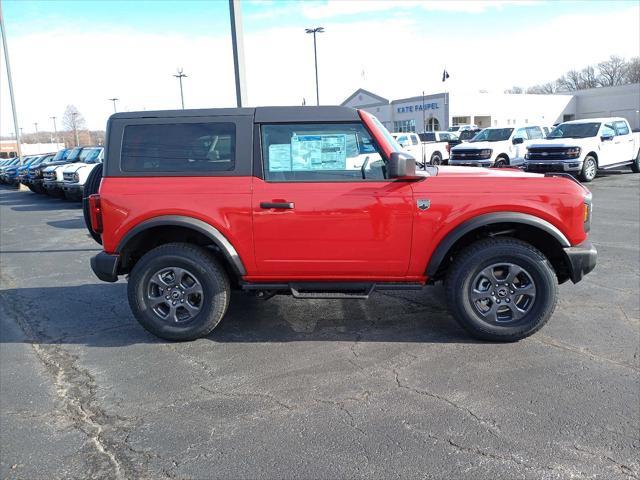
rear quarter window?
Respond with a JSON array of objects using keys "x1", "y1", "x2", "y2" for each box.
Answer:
[
  {"x1": 121, "y1": 122, "x2": 236, "y2": 173},
  {"x1": 613, "y1": 121, "x2": 630, "y2": 136}
]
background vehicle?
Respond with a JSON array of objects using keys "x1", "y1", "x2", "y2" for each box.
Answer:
[
  {"x1": 524, "y1": 118, "x2": 640, "y2": 182},
  {"x1": 419, "y1": 131, "x2": 458, "y2": 142},
  {"x1": 448, "y1": 124, "x2": 478, "y2": 132},
  {"x1": 62, "y1": 147, "x2": 104, "y2": 200},
  {"x1": 0, "y1": 157, "x2": 23, "y2": 185},
  {"x1": 43, "y1": 147, "x2": 86, "y2": 195},
  {"x1": 392, "y1": 132, "x2": 450, "y2": 165},
  {"x1": 88, "y1": 106, "x2": 595, "y2": 344},
  {"x1": 450, "y1": 125, "x2": 546, "y2": 168},
  {"x1": 29, "y1": 149, "x2": 69, "y2": 193}
]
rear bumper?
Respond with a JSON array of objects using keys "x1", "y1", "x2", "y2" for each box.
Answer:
[
  {"x1": 90, "y1": 252, "x2": 119, "y2": 282},
  {"x1": 563, "y1": 240, "x2": 597, "y2": 283}
]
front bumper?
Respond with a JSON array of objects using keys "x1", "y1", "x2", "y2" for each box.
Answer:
[
  {"x1": 563, "y1": 240, "x2": 597, "y2": 283},
  {"x1": 90, "y1": 252, "x2": 119, "y2": 282},
  {"x1": 43, "y1": 180, "x2": 63, "y2": 191},
  {"x1": 525, "y1": 160, "x2": 583, "y2": 173},
  {"x1": 449, "y1": 159, "x2": 492, "y2": 167},
  {"x1": 62, "y1": 182, "x2": 84, "y2": 194}
]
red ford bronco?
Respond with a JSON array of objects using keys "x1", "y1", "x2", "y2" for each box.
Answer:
[{"x1": 86, "y1": 106, "x2": 596, "y2": 342}]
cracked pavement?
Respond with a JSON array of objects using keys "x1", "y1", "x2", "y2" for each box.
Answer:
[{"x1": 1, "y1": 171, "x2": 639, "y2": 479}]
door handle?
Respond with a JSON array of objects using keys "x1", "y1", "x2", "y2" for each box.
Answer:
[{"x1": 260, "y1": 201, "x2": 295, "y2": 209}]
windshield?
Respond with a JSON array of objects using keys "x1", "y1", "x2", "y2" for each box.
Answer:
[
  {"x1": 52, "y1": 149, "x2": 68, "y2": 161},
  {"x1": 66, "y1": 147, "x2": 83, "y2": 161},
  {"x1": 547, "y1": 122, "x2": 601, "y2": 139},
  {"x1": 470, "y1": 128, "x2": 514, "y2": 142},
  {"x1": 80, "y1": 148, "x2": 102, "y2": 163}
]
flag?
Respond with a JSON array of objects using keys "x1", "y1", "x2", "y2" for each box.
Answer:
[
  {"x1": 442, "y1": 69, "x2": 450, "y2": 82},
  {"x1": 302, "y1": 98, "x2": 306, "y2": 106}
]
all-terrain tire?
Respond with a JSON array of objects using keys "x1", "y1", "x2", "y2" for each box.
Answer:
[
  {"x1": 127, "y1": 243, "x2": 231, "y2": 341},
  {"x1": 82, "y1": 164, "x2": 103, "y2": 244},
  {"x1": 430, "y1": 152, "x2": 442, "y2": 166},
  {"x1": 445, "y1": 237, "x2": 558, "y2": 342},
  {"x1": 494, "y1": 156, "x2": 509, "y2": 168},
  {"x1": 631, "y1": 149, "x2": 640, "y2": 173},
  {"x1": 579, "y1": 155, "x2": 597, "y2": 182}
]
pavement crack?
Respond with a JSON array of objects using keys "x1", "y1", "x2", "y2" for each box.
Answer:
[
  {"x1": 199, "y1": 385, "x2": 295, "y2": 411},
  {"x1": 573, "y1": 445, "x2": 640, "y2": 479}
]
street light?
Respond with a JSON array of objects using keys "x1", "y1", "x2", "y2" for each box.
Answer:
[
  {"x1": 173, "y1": 68, "x2": 187, "y2": 109},
  {"x1": 34, "y1": 122, "x2": 39, "y2": 144},
  {"x1": 305, "y1": 27, "x2": 324, "y2": 106},
  {"x1": 108, "y1": 98, "x2": 119, "y2": 113},
  {"x1": 50, "y1": 116, "x2": 58, "y2": 146},
  {"x1": 71, "y1": 112, "x2": 79, "y2": 146}
]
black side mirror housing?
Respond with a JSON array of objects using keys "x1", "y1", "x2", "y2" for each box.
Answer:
[
  {"x1": 600, "y1": 135, "x2": 613, "y2": 141},
  {"x1": 512, "y1": 137, "x2": 524, "y2": 145},
  {"x1": 388, "y1": 152, "x2": 420, "y2": 180}
]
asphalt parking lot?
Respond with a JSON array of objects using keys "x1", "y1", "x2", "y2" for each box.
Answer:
[{"x1": 1, "y1": 171, "x2": 638, "y2": 480}]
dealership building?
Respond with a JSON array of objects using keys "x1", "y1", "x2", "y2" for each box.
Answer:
[{"x1": 341, "y1": 83, "x2": 640, "y2": 132}]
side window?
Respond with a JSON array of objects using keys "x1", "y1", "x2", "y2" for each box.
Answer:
[
  {"x1": 526, "y1": 126, "x2": 543, "y2": 139},
  {"x1": 411, "y1": 135, "x2": 419, "y2": 145},
  {"x1": 613, "y1": 121, "x2": 630, "y2": 136},
  {"x1": 121, "y1": 122, "x2": 235, "y2": 173},
  {"x1": 261, "y1": 123, "x2": 386, "y2": 182},
  {"x1": 514, "y1": 128, "x2": 528, "y2": 140},
  {"x1": 602, "y1": 124, "x2": 616, "y2": 137}
]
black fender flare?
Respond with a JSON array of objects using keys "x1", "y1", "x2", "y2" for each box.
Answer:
[
  {"x1": 116, "y1": 215, "x2": 246, "y2": 276},
  {"x1": 425, "y1": 212, "x2": 570, "y2": 277}
]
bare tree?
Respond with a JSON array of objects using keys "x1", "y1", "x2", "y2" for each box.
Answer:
[
  {"x1": 597, "y1": 55, "x2": 627, "y2": 86},
  {"x1": 504, "y1": 86, "x2": 524, "y2": 94},
  {"x1": 557, "y1": 70, "x2": 585, "y2": 91},
  {"x1": 580, "y1": 65, "x2": 599, "y2": 89},
  {"x1": 526, "y1": 82, "x2": 558, "y2": 94},
  {"x1": 62, "y1": 105, "x2": 87, "y2": 146},
  {"x1": 624, "y1": 56, "x2": 640, "y2": 84}
]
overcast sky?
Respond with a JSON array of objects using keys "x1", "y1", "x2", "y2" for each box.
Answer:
[{"x1": 1, "y1": 0, "x2": 639, "y2": 136}]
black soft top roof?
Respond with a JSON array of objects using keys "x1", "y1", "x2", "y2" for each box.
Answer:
[{"x1": 108, "y1": 106, "x2": 360, "y2": 123}]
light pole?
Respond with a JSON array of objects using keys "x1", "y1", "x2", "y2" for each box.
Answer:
[
  {"x1": 34, "y1": 122, "x2": 39, "y2": 144},
  {"x1": 228, "y1": 0, "x2": 248, "y2": 107},
  {"x1": 50, "y1": 116, "x2": 58, "y2": 145},
  {"x1": 174, "y1": 68, "x2": 187, "y2": 109},
  {"x1": 1, "y1": 3, "x2": 23, "y2": 163},
  {"x1": 108, "y1": 98, "x2": 119, "y2": 113},
  {"x1": 72, "y1": 112, "x2": 79, "y2": 146},
  {"x1": 305, "y1": 27, "x2": 324, "y2": 106}
]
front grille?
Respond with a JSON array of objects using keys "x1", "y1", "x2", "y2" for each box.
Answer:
[
  {"x1": 63, "y1": 172, "x2": 75, "y2": 182},
  {"x1": 450, "y1": 149, "x2": 489, "y2": 161},
  {"x1": 526, "y1": 163, "x2": 565, "y2": 172},
  {"x1": 527, "y1": 147, "x2": 575, "y2": 161}
]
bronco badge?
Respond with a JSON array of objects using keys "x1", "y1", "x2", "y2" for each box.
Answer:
[{"x1": 417, "y1": 199, "x2": 430, "y2": 211}]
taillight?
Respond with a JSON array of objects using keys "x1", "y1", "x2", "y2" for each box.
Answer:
[{"x1": 89, "y1": 194, "x2": 103, "y2": 234}]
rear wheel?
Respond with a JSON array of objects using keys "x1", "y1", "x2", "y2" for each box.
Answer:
[
  {"x1": 631, "y1": 150, "x2": 640, "y2": 173},
  {"x1": 127, "y1": 243, "x2": 231, "y2": 341},
  {"x1": 430, "y1": 152, "x2": 442, "y2": 166},
  {"x1": 579, "y1": 155, "x2": 597, "y2": 182},
  {"x1": 82, "y1": 164, "x2": 103, "y2": 244},
  {"x1": 445, "y1": 237, "x2": 557, "y2": 342}
]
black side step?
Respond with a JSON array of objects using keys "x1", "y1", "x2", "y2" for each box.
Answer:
[{"x1": 240, "y1": 282, "x2": 423, "y2": 300}]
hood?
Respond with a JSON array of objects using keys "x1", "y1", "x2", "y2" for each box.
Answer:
[
  {"x1": 452, "y1": 141, "x2": 494, "y2": 150},
  {"x1": 528, "y1": 138, "x2": 585, "y2": 148},
  {"x1": 435, "y1": 165, "x2": 542, "y2": 179},
  {"x1": 63, "y1": 163, "x2": 88, "y2": 174}
]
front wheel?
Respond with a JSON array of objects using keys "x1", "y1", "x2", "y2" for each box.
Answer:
[
  {"x1": 445, "y1": 238, "x2": 558, "y2": 342},
  {"x1": 631, "y1": 150, "x2": 639, "y2": 173},
  {"x1": 127, "y1": 243, "x2": 231, "y2": 341},
  {"x1": 579, "y1": 155, "x2": 597, "y2": 182},
  {"x1": 494, "y1": 157, "x2": 509, "y2": 168},
  {"x1": 430, "y1": 153, "x2": 442, "y2": 166}
]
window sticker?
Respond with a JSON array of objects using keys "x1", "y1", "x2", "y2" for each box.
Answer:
[
  {"x1": 290, "y1": 134, "x2": 347, "y2": 171},
  {"x1": 268, "y1": 144, "x2": 292, "y2": 171}
]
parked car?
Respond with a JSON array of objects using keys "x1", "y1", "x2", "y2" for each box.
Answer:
[
  {"x1": 392, "y1": 132, "x2": 449, "y2": 165},
  {"x1": 445, "y1": 128, "x2": 483, "y2": 157},
  {"x1": 448, "y1": 124, "x2": 478, "y2": 132},
  {"x1": 29, "y1": 149, "x2": 69, "y2": 193},
  {"x1": 524, "y1": 118, "x2": 640, "y2": 182},
  {"x1": 61, "y1": 147, "x2": 104, "y2": 200},
  {"x1": 418, "y1": 131, "x2": 459, "y2": 142},
  {"x1": 43, "y1": 147, "x2": 88, "y2": 196},
  {"x1": 88, "y1": 106, "x2": 596, "y2": 343},
  {"x1": 21, "y1": 154, "x2": 56, "y2": 192},
  {"x1": 0, "y1": 157, "x2": 23, "y2": 185},
  {"x1": 449, "y1": 125, "x2": 546, "y2": 168}
]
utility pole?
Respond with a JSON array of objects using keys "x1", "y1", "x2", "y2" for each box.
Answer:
[
  {"x1": 422, "y1": 91, "x2": 426, "y2": 132},
  {"x1": 305, "y1": 27, "x2": 324, "y2": 106},
  {"x1": 229, "y1": 0, "x2": 248, "y2": 107},
  {"x1": 72, "y1": 112, "x2": 79, "y2": 146},
  {"x1": 0, "y1": 2, "x2": 23, "y2": 163},
  {"x1": 174, "y1": 68, "x2": 187, "y2": 109},
  {"x1": 50, "y1": 116, "x2": 58, "y2": 145},
  {"x1": 34, "y1": 122, "x2": 39, "y2": 144},
  {"x1": 108, "y1": 98, "x2": 119, "y2": 113}
]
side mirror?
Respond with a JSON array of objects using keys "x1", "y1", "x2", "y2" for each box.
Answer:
[
  {"x1": 388, "y1": 152, "x2": 420, "y2": 180},
  {"x1": 512, "y1": 137, "x2": 524, "y2": 145},
  {"x1": 600, "y1": 135, "x2": 614, "y2": 141}
]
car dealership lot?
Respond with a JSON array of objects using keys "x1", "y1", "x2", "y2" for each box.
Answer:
[{"x1": 1, "y1": 172, "x2": 638, "y2": 479}]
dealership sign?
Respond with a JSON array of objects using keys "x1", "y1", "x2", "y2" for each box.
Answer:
[{"x1": 397, "y1": 103, "x2": 440, "y2": 113}]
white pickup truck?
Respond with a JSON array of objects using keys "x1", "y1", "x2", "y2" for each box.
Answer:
[
  {"x1": 449, "y1": 125, "x2": 546, "y2": 168},
  {"x1": 524, "y1": 117, "x2": 640, "y2": 182},
  {"x1": 61, "y1": 147, "x2": 104, "y2": 200},
  {"x1": 392, "y1": 132, "x2": 450, "y2": 165}
]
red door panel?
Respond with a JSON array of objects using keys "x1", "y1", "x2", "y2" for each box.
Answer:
[{"x1": 251, "y1": 178, "x2": 414, "y2": 279}]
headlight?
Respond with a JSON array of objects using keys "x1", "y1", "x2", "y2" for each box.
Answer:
[
  {"x1": 73, "y1": 173, "x2": 79, "y2": 182},
  {"x1": 566, "y1": 147, "x2": 581, "y2": 158},
  {"x1": 480, "y1": 149, "x2": 492, "y2": 159},
  {"x1": 36, "y1": 169, "x2": 41, "y2": 176}
]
